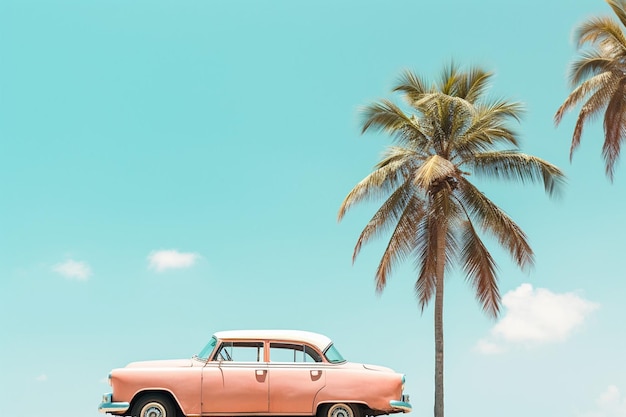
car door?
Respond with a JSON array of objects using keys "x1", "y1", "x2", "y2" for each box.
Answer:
[
  {"x1": 268, "y1": 342, "x2": 326, "y2": 414},
  {"x1": 201, "y1": 341, "x2": 269, "y2": 414}
]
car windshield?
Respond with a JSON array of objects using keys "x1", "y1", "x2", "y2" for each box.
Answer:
[
  {"x1": 324, "y1": 343, "x2": 346, "y2": 363},
  {"x1": 197, "y1": 336, "x2": 218, "y2": 360}
]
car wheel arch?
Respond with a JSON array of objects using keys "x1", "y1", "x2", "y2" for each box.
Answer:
[
  {"x1": 129, "y1": 390, "x2": 184, "y2": 417},
  {"x1": 316, "y1": 402, "x2": 365, "y2": 417}
]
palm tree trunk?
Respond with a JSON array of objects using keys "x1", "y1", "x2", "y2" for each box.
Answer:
[{"x1": 434, "y1": 221, "x2": 446, "y2": 417}]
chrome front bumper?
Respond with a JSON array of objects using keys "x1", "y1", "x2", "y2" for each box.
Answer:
[
  {"x1": 390, "y1": 395, "x2": 412, "y2": 413},
  {"x1": 98, "y1": 393, "x2": 130, "y2": 414}
]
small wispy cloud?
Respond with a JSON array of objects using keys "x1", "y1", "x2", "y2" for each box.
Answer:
[
  {"x1": 475, "y1": 283, "x2": 598, "y2": 354},
  {"x1": 35, "y1": 374, "x2": 48, "y2": 382},
  {"x1": 578, "y1": 385, "x2": 626, "y2": 417},
  {"x1": 474, "y1": 339, "x2": 505, "y2": 355},
  {"x1": 52, "y1": 259, "x2": 92, "y2": 281},
  {"x1": 148, "y1": 249, "x2": 199, "y2": 272}
]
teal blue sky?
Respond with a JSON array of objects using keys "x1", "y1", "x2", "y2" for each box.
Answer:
[{"x1": 2, "y1": 1, "x2": 626, "y2": 417}]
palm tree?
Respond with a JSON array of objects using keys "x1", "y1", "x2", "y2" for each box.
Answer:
[
  {"x1": 338, "y1": 65, "x2": 565, "y2": 417},
  {"x1": 555, "y1": 0, "x2": 626, "y2": 181}
]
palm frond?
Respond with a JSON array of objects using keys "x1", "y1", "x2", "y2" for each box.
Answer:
[
  {"x1": 459, "y1": 220, "x2": 500, "y2": 318},
  {"x1": 455, "y1": 127, "x2": 520, "y2": 158},
  {"x1": 555, "y1": 71, "x2": 615, "y2": 125},
  {"x1": 394, "y1": 69, "x2": 429, "y2": 105},
  {"x1": 338, "y1": 153, "x2": 414, "y2": 221},
  {"x1": 374, "y1": 195, "x2": 425, "y2": 292},
  {"x1": 438, "y1": 61, "x2": 461, "y2": 96},
  {"x1": 607, "y1": 0, "x2": 626, "y2": 28},
  {"x1": 446, "y1": 97, "x2": 477, "y2": 144},
  {"x1": 576, "y1": 15, "x2": 626, "y2": 50},
  {"x1": 360, "y1": 100, "x2": 406, "y2": 133},
  {"x1": 457, "y1": 67, "x2": 493, "y2": 103},
  {"x1": 456, "y1": 178, "x2": 535, "y2": 270},
  {"x1": 469, "y1": 151, "x2": 566, "y2": 197},
  {"x1": 361, "y1": 100, "x2": 428, "y2": 146},
  {"x1": 375, "y1": 146, "x2": 426, "y2": 169},
  {"x1": 455, "y1": 100, "x2": 523, "y2": 156},
  {"x1": 569, "y1": 53, "x2": 616, "y2": 87},
  {"x1": 414, "y1": 213, "x2": 438, "y2": 310},
  {"x1": 602, "y1": 77, "x2": 626, "y2": 180},
  {"x1": 415, "y1": 93, "x2": 476, "y2": 155},
  {"x1": 570, "y1": 84, "x2": 617, "y2": 159},
  {"x1": 479, "y1": 99, "x2": 524, "y2": 122},
  {"x1": 352, "y1": 178, "x2": 415, "y2": 262}
]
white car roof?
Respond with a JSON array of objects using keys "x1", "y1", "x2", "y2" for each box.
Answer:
[{"x1": 213, "y1": 330, "x2": 333, "y2": 351}]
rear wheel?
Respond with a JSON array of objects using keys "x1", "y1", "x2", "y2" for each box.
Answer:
[
  {"x1": 324, "y1": 403, "x2": 360, "y2": 417},
  {"x1": 131, "y1": 394, "x2": 177, "y2": 417}
]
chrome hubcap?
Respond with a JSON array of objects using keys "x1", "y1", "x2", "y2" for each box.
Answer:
[
  {"x1": 143, "y1": 405, "x2": 164, "y2": 417},
  {"x1": 330, "y1": 405, "x2": 352, "y2": 417}
]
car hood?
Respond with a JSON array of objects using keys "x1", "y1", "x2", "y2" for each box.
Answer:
[{"x1": 126, "y1": 359, "x2": 193, "y2": 368}]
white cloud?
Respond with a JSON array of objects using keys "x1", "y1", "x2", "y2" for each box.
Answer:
[
  {"x1": 475, "y1": 283, "x2": 598, "y2": 354},
  {"x1": 148, "y1": 249, "x2": 199, "y2": 272},
  {"x1": 35, "y1": 374, "x2": 48, "y2": 382},
  {"x1": 474, "y1": 339, "x2": 505, "y2": 355},
  {"x1": 52, "y1": 259, "x2": 92, "y2": 281},
  {"x1": 578, "y1": 385, "x2": 626, "y2": 417},
  {"x1": 600, "y1": 386, "x2": 624, "y2": 407}
]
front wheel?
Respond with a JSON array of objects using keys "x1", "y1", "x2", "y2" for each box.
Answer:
[
  {"x1": 324, "y1": 403, "x2": 361, "y2": 417},
  {"x1": 131, "y1": 394, "x2": 177, "y2": 417}
]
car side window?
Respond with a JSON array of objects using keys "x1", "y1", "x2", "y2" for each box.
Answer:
[
  {"x1": 213, "y1": 341, "x2": 264, "y2": 362},
  {"x1": 269, "y1": 343, "x2": 322, "y2": 363}
]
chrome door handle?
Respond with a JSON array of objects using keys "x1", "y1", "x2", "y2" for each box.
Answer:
[
  {"x1": 255, "y1": 369, "x2": 267, "y2": 376},
  {"x1": 311, "y1": 370, "x2": 321, "y2": 377}
]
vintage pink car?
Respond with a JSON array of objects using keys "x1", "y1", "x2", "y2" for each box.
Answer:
[{"x1": 99, "y1": 330, "x2": 411, "y2": 417}]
